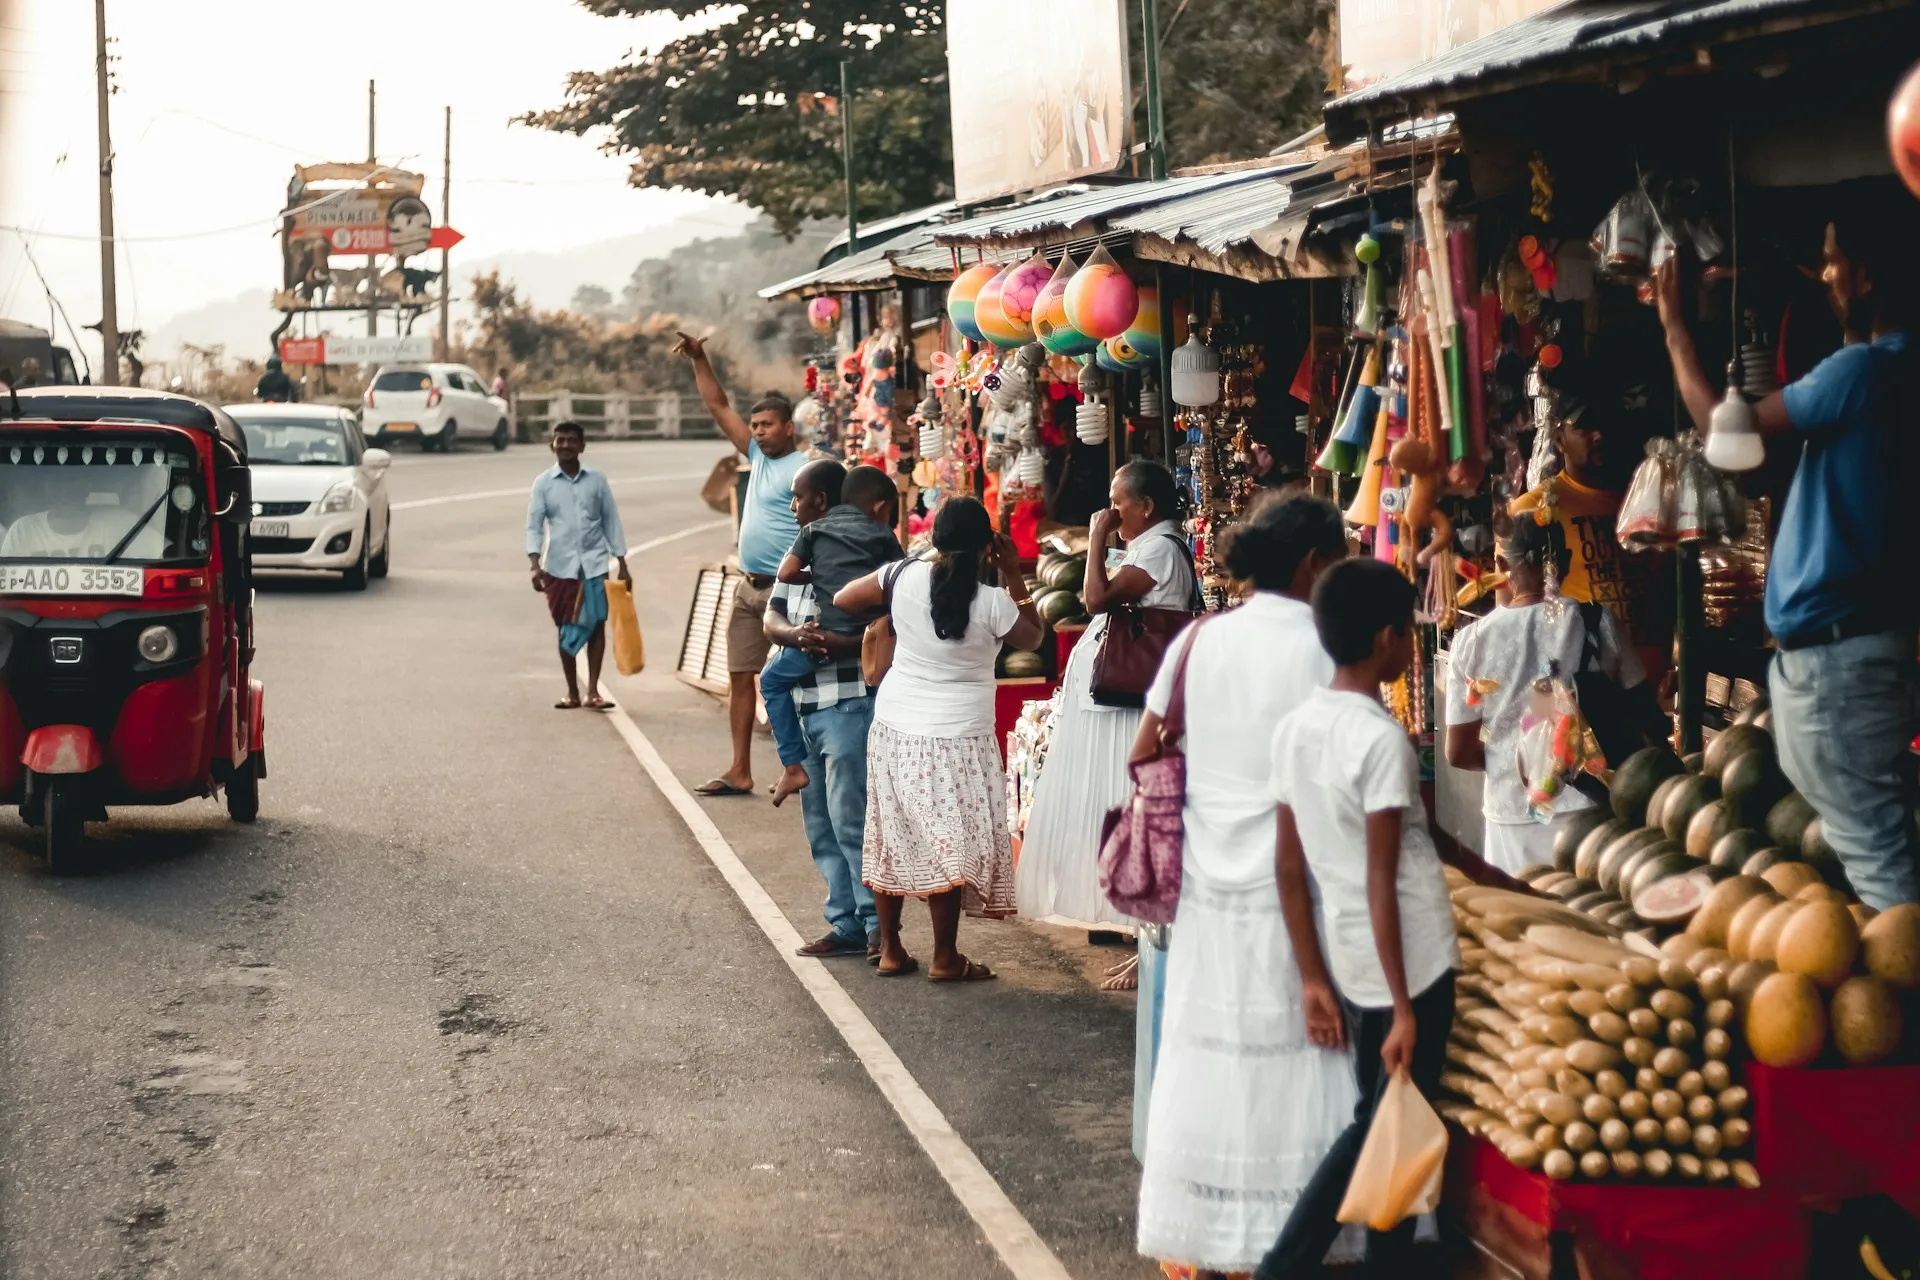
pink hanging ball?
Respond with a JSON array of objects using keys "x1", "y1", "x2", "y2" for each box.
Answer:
[{"x1": 1064, "y1": 261, "x2": 1139, "y2": 341}]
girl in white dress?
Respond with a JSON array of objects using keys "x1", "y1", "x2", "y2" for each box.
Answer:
[
  {"x1": 1017, "y1": 460, "x2": 1197, "y2": 933},
  {"x1": 1134, "y1": 494, "x2": 1364, "y2": 1276}
]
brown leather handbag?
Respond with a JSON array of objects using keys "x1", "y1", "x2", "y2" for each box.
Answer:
[
  {"x1": 860, "y1": 559, "x2": 914, "y2": 687},
  {"x1": 1088, "y1": 534, "x2": 1200, "y2": 708}
]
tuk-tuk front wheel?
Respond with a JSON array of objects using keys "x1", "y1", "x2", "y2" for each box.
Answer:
[
  {"x1": 42, "y1": 781, "x2": 84, "y2": 875},
  {"x1": 226, "y1": 757, "x2": 260, "y2": 824}
]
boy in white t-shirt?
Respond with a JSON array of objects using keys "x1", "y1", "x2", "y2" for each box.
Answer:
[{"x1": 1256, "y1": 559, "x2": 1526, "y2": 1279}]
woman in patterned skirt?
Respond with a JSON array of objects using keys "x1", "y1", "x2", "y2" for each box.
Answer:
[{"x1": 835, "y1": 497, "x2": 1045, "y2": 980}]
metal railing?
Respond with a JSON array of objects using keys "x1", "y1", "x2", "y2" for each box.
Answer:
[{"x1": 510, "y1": 392, "x2": 723, "y2": 443}]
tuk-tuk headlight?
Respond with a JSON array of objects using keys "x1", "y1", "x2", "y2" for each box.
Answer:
[
  {"x1": 318, "y1": 481, "x2": 357, "y2": 514},
  {"x1": 137, "y1": 625, "x2": 178, "y2": 664}
]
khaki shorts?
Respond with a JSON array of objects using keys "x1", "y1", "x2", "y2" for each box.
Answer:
[{"x1": 727, "y1": 577, "x2": 775, "y2": 674}]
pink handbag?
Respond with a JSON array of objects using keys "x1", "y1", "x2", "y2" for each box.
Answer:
[{"x1": 1096, "y1": 619, "x2": 1207, "y2": 924}]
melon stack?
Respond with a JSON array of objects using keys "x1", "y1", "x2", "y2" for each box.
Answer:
[
  {"x1": 1031, "y1": 550, "x2": 1090, "y2": 626},
  {"x1": 1441, "y1": 869, "x2": 1761, "y2": 1185}
]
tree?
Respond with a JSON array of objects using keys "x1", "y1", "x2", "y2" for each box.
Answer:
[
  {"x1": 570, "y1": 283, "x2": 617, "y2": 317},
  {"x1": 523, "y1": 3, "x2": 953, "y2": 239},
  {"x1": 1145, "y1": 0, "x2": 1337, "y2": 167}
]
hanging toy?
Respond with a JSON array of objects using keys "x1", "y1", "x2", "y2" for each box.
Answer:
[
  {"x1": 1062, "y1": 244, "x2": 1138, "y2": 340},
  {"x1": 930, "y1": 349, "x2": 957, "y2": 392},
  {"x1": 807, "y1": 295, "x2": 841, "y2": 334},
  {"x1": 1354, "y1": 234, "x2": 1384, "y2": 336},
  {"x1": 946, "y1": 263, "x2": 1000, "y2": 343},
  {"x1": 1528, "y1": 152, "x2": 1555, "y2": 224},
  {"x1": 1033, "y1": 254, "x2": 1099, "y2": 356}
]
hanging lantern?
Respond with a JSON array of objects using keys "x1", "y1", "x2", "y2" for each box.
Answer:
[
  {"x1": 1062, "y1": 244, "x2": 1138, "y2": 340},
  {"x1": 807, "y1": 295, "x2": 841, "y2": 334},
  {"x1": 1123, "y1": 286, "x2": 1162, "y2": 360},
  {"x1": 1892, "y1": 60, "x2": 1920, "y2": 199},
  {"x1": 1169, "y1": 321, "x2": 1220, "y2": 407},
  {"x1": 998, "y1": 252, "x2": 1052, "y2": 338},
  {"x1": 1034, "y1": 254, "x2": 1098, "y2": 356},
  {"x1": 946, "y1": 263, "x2": 1000, "y2": 342},
  {"x1": 975, "y1": 265, "x2": 1029, "y2": 348}
]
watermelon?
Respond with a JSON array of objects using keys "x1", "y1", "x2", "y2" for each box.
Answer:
[
  {"x1": 1044, "y1": 557, "x2": 1087, "y2": 592},
  {"x1": 1686, "y1": 799, "x2": 1742, "y2": 860},
  {"x1": 1569, "y1": 891, "x2": 1619, "y2": 914},
  {"x1": 1556, "y1": 810, "x2": 1615, "y2": 873},
  {"x1": 1662, "y1": 774, "x2": 1722, "y2": 844},
  {"x1": 1722, "y1": 749, "x2": 1790, "y2": 827},
  {"x1": 1711, "y1": 828, "x2": 1770, "y2": 872},
  {"x1": 1734, "y1": 695, "x2": 1771, "y2": 725},
  {"x1": 1601, "y1": 828, "x2": 1669, "y2": 894},
  {"x1": 1742, "y1": 847, "x2": 1798, "y2": 878},
  {"x1": 1646, "y1": 775, "x2": 1689, "y2": 833},
  {"x1": 1631, "y1": 849, "x2": 1704, "y2": 902},
  {"x1": 999, "y1": 649, "x2": 1045, "y2": 678},
  {"x1": 1635, "y1": 870, "x2": 1715, "y2": 926},
  {"x1": 1619, "y1": 840, "x2": 1682, "y2": 899},
  {"x1": 1704, "y1": 724, "x2": 1773, "y2": 778},
  {"x1": 1766, "y1": 793, "x2": 1821, "y2": 851},
  {"x1": 1802, "y1": 818, "x2": 1838, "y2": 866},
  {"x1": 1549, "y1": 877, "x2": 1602, "y2": 902},
  {"x1": 1036, "y1": 590, "x2": 1083, "y2": 624},
  {"x1": 1612, "y1": 748, "x2": 1687, "y2": 826},
  {"x1": 1684, "y1": 752, "x2": 1706, "y2": 774},
  {"x1": 1576, "y1": 820, "x2": 1629, "y2": 883}
]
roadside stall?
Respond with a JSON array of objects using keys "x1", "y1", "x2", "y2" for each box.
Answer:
[{"x1": 1308, "y1": 0, "x2": 1920, "y2": 1271}]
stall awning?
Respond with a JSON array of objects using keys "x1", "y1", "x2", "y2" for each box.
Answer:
[
  {"x1": 1324, "y1": 0, "x2": 1908, "y2": 143},
  {"x1": 758, "y1": 223, "x2": 947, "y2": 301}
]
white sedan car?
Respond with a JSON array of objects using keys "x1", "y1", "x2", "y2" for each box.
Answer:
[
  {"x1": 225, "y1": 403, "x2": 393, "y2": 590},
  {"x1": 360, "y1": 362, "x2": 510, "y2": 452}
]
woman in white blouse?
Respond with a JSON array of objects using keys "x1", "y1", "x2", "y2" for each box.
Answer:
[
  {"x1": 1133, "y1": 493, "x2": 1365, "y2": 1276},
  {"x1": 1017, "y1": 460, "x2": 1197, "y2": 943},
  {"x1": 836, "y1": 497, "x2": 1045, "y2": 981}
]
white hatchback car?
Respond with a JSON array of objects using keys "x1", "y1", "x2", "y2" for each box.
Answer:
[
  {"x1": 360, "y1": 362, "x2": 510, "y2": 452},
  {"x1": 226, "y1": 403, "x2": 393, "y2": 590}
]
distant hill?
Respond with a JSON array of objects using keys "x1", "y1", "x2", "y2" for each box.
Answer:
[{"x1": 143, "y1": 210, "x2": 762, "y2": 365}]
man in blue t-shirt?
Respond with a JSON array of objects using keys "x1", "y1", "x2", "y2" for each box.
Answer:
[
  {"x1": 1657, "y1": 199, "x2": 1917, "y2": 908},
  {"x1": 675, "y1": 331, "x2": 809, "y2": 797}
]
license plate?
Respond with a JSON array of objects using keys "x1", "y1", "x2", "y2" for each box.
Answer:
[
  {"x1": 252, "y1": 520, "x2": 291, "y2": 539},
  {"x1": 385, "y1": 422, "x2": 416, "y2": 433},
  {"x1": 0, "y1": 564, "x2": 144, "y2": 597}
]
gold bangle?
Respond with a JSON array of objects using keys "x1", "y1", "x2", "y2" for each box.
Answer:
[{"x1": 1013, "y1": 595, "x2": 1035, "y2": 609}]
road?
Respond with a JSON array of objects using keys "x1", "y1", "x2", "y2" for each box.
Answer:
[{"x1": 0, "y1": 440, "x2": 1146, "y2": 1280}]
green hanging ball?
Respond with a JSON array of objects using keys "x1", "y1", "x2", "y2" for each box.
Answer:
[{"x1": 1355, "y1": 234, "x2": 1381, "y2": 265}]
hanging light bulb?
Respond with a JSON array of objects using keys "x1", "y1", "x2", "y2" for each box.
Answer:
[
  {"x1": 1706, "y1": 359, "x2": 1764, "y2": 472},
  {"x1": 1169, "y1": 319, "x2": 1220, "y2": 407}
]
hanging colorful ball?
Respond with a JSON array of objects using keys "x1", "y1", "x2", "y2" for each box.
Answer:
[
  {"x1": 1034, "y1": 256, "x2": 1098, "y2": 356},
  {"x1": 1063, "y1": 246, "x2": 1139, "y2": 340},
  {"x1": 974, "y1": 265, "x2": 1029, "y2": 348},
  {"x1": 1101, "y1": 333, "x2": 1148, "y2": 371},
  {"x1": 807, "y1": 295, "x2": 841, "y2": 334},
  {"x1": 1890, "y1": 60, "x2": 1920, "y2": 200},
  {"x1": 998, "y1": 253, "x2": 1051, "y2": 335},
  {"x1": 1122, "y1": 286, "x2": 1161, "y2": 360},
  {"x1": 946, "y1": 263, "x2": 1000, "y2": 343}
]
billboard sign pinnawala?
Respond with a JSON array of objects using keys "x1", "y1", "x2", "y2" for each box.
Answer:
[
  {"x1": 946, "y1": 0, "x2": 1131, "y2": 205},
  {"x1": 1339, "y1": 0, "x2": 1569, "y2": 90}
]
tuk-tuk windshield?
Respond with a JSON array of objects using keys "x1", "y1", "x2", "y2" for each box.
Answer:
[{"x1": 0, "y1": 439, "x2": 208, "y2": 564}]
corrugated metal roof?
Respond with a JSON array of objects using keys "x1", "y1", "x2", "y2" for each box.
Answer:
[
  {"x1": 819, "y1": 199, "x2": 960, "y2": 254},
  {"x1": 931, "y1": 170, "x2": 1273, "y2": 246},
  {"x1": 1111, "y1": 162, "x2": 1315, "y2": 254},
  {"x1": 1328, "y1": 0, "x2": 1886, "y2": 131},
  {"x1": 758, "y1": 224, "x2": 943, "y2": 299}
]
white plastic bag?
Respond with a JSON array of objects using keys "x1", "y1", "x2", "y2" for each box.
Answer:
[{"x1": 1336, "y1": 1071, "x2": 1449, "y2": 1232}]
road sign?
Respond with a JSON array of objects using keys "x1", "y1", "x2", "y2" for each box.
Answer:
[
  {"x1": 278, "y1": 334, "x2": 433, "y2": 366},
  {"x1": 428, "y1": 226, "x2": 464, "y2": 252}
]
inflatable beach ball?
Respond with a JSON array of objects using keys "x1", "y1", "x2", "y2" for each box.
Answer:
[
  {"x1": 1034, "y1": 255, "x2": 1098, "y2": 356},
  {"x1": 1892, "y1": 60, "x2": 1920, "y2": 199},
  {"x1": 807, "y1": 295, "x2": 841, "y2": 334},
  {"x1": 1123, "y1": 286, "x2": 1161, "y2": 360},
  {"x1": 1063, "y1": 244, "x2": 1138, "y2": 341},
  {"x1": 946, "y1": 263, "x2": 1000, "y2": 343},
  {"x1": 975, "y1": 265, "x2": 1031, "y2": 348},
  {"x1": 999, "y1": 253, "x2": 1052, "y2": 333}
]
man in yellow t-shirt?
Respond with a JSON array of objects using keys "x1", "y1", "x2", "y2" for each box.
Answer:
[{"x1": 1542, "y1": 393, "x2": 1673, "y2": 680}]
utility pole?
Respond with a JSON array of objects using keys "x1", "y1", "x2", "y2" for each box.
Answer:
[
  {"x1": 438, "y1": 106, "x2": 452, "y2": 362},
  {"x1": 839, "y1": 60, "x2": 858, "y2": 257},
  {"x1": 366, "y1": 79, "x2": 378, "y2": 339},
  {"x1": 93, "y1": 0, "x2": 120, "y2": 385},
  {"x1": 1141, "y1": 0, "x2": 1168, "y2": 181}
]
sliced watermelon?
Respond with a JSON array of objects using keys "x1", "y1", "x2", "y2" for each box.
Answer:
[{"x1": 1634, "y1": 870, "x2": 1715, "y2": 926}]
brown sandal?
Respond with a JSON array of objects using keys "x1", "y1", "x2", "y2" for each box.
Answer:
[{"x1": 929, "y1": 959, "x2": 996, "y2": 984}]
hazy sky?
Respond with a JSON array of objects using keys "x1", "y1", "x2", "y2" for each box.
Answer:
[{"x1": 0, "y1": 0, "x2": 753, "y2": 372}]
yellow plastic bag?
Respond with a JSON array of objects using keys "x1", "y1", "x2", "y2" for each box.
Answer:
[
  {"x1": 1335, "y1": 1070, "x2": 1448, "y2": 1232},
  {"x1": 605, "y1": 577, "x2": 645, "y2": 676}
]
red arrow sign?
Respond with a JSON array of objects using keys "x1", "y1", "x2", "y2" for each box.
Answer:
[{"x1": 428, "y1": 226, "x2": 464, "y2": 252}]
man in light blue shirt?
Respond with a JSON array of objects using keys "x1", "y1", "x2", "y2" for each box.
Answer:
[
  {"x1": 526, "y1": 420, "x2": 630, "y2": 710},
  {"x1": 674, "y1": 331, "x2": 808, "y2": 796}
]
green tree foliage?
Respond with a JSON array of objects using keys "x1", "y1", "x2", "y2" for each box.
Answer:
[
  {"x1": 1144, "y1": 0, "x2": 1337, "y2": 167},
  {"x1": 523, "y1": 3, "x2": 952, "y2": 238}
]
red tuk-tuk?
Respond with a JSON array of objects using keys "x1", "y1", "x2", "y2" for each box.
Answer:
[{"x1": 0, "y1": 387, "x2": 265, "y2": 872}]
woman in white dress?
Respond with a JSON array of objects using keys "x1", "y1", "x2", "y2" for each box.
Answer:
[
  {"x1": 1017, "y1": 459, "x2": 1197, "y2": 935},
  {"x1": 1134, "y1": 493, "x2": 1364, "y2": 1277}
]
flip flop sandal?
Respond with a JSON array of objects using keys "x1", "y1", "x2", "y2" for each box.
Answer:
[
  {"x1": 929, "y1": 960, "x2": 996, "y2": 984},
  {"x1": 554, "y1": 699, "x2": 582, "y2": 710},
  {"x1": 874, "y1": 957, "x2": 920, "y2": 978},
  {"x1": 584, "y1": 698, "x2": 614, "y2": 712},
  {"x1": 693, "y1": 779, "x2": 753, "y2": 797}
]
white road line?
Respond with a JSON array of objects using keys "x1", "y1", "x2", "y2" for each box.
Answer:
[
  {"x1": 603, "y1": 702, "x2": 1077, "y2": 1280},
  {"x1": 391, "y1": 471, "x2": 712, "y2": 511},
  {"x1": 626, "y1": 518, "x2": 731, "y2": 555}
]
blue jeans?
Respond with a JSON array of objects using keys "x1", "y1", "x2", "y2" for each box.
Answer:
[
  {"x1": 760, "y1": 647, "x2": 814, "y2": 768},
  {"x1": 1771, "y1": 630, "x2": 1919, "y2": 910},
  {"x1": 797, "y1": 697, "x2": 878, "y2": 945}
]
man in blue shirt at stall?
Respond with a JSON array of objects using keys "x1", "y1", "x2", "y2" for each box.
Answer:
[
  {"x1": 527, "y1": 419, "x2": 630, "y2": 711},
  {"x1": 674, "y1": 330, "x2": 808, "y2": 797},
  {"x1": 1656, "y1": 194, "x2": 1917, "y2": 908}
]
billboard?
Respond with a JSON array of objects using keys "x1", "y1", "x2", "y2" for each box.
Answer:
[
  {"x1": 279, "y1": 163, "x2": 435, "y2": 310},
  {"x1": 278, "y1": 334, "x2": 433, "y2": 367},
  {"x1": 1340, "y1": 0, "x2": 1569, "y2": 89},
  {"x1": 947, "y1": 0, "x2": 1131, "y2": 204}
]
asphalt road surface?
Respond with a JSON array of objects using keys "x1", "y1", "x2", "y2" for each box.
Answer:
[{"x1": 0, "y1": 439, "x2": 1146, "y2": 1279}]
